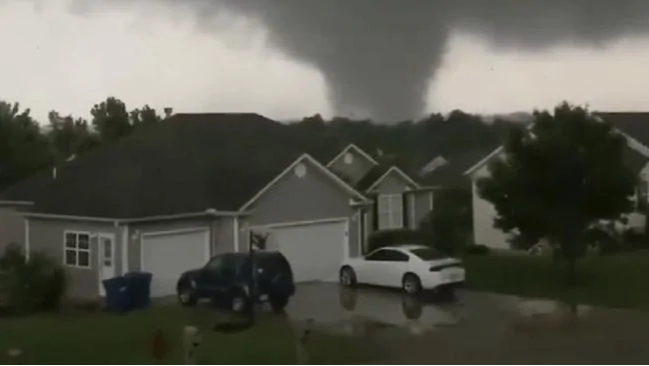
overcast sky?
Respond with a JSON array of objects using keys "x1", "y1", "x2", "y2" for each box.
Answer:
[{"x1": 2, "y1": 0, "x2": 649, "y2": 123}]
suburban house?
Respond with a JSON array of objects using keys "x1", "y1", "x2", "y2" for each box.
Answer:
[
  {"x1": 0, "y1": 113, "x2": 438, "y2": 300},
  {"x1": 464, "y1": 112, "x2": 649, "y2": 250}
]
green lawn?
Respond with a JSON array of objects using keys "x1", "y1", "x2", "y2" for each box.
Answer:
[
  {"x1": 0, "y1": 306, "x2": 374, "y2": 364},
  {"x1": 464, "y1": 250, "x2": 649, "y2": 310}
]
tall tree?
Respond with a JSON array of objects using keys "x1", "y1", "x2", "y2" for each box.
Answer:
[
  {"x1": 90, "y1": 97, "x2": 131, "y2": 141},
  {"x1": 0, "y1": 101, "x2": 51, "y2": 190},
  {"x1": 47, "y1": 111, "x2": 99, "y2": 161},
  {"x1": 477, "y1": 102, "x2": 636, "y2": 282},
  {"x1": 130, "y1": 105, "x2": 162, "y2": 128}
]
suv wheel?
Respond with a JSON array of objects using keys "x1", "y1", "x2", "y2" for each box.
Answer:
[
  {"x1": 178, "y1": 283, "x2": 197, "y2": 307},
  {"x1": 230, "y1": 290, "x2": 250, "y2": 314},
  {"x1": 402, "y1": 274, "x2": 422, "y2": 295},
  {"x1": 340, "y1": 267, "x2": 357, "y2": 287},
  {"x1": 269, "y1": 296, "x2": 289, "y2": 313}
]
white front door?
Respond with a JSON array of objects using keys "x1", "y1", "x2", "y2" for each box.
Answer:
[{"x1": 98, "y1": 233, "x2": 116, "y2": 296}]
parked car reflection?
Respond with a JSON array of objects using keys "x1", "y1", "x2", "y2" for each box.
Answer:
[{"x1": 337, "y1": 286, "x2": 461, "y2": 335}]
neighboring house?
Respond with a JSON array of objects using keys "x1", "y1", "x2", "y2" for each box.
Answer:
[
  {"x1": 325, "y1": 144, "x2": 433, "y2": 249},
  {"x1": 418, "y1": 149, "x2": 497, "y2": 190},
  {"x1": 0, "y1": 114, "x2": 377, "y2": 299},
  {"x1": 463, "y1": 112, "x2": 649, "y2": 250},
  {"x1": 0, "y1": 112, "x2": 484, "y2": 301}
]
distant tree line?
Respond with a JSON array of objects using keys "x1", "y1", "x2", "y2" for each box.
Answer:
[{"x1": 0, "y1": 96, "x2": 515, "y2": 191}]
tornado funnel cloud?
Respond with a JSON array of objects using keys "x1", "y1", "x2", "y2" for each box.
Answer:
[{"x1": 66, "y1": 0, "x2": 649, "y2": 123}]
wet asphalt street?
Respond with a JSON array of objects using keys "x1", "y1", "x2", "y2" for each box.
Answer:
[{"x1": 285, "y1": 283, "x2": 649, "y2": 364}]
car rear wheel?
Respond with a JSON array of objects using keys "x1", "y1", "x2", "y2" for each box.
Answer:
[
  {"x1": 340, "y1": 266, "x2": 357, "y2": 287},
  {"x1": 230, "y1": 290, "x2": 250, "y2": 314},
  {"x1": 402, "y1": 274, "x2": 422, "y2": 295},
  {"x1": 177, "y1": 283, "x2": 197, "y2": 307},
  {"x1": 269, "y1": 296, "x2": 289, "y2": 313}
]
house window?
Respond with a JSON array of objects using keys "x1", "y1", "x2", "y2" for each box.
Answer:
[
  {"x1": 378, "y1": 194, "x2": 403, "y2": 229},
  {"x1": 64, "y1": 232, "x2": 91, "y2": 268}
]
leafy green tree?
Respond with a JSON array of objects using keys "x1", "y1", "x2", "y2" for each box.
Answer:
[
  {"x1": 130, "y1": 105, "x2": 163, "y2": 128},
  {"x1": 91, "y1": 97, "x2": 164, "y2": 141},
  {"x1": 0, "y1": 101, "x2": 51, "y2": 190},
  {"x1": 419, "y1": 188, "x2": 473, "y2": 255},
  {"x1": 90, "y1": 97, "x2": 132, "y2": 141},
  {"x1": 47, "y1": 111, "x2": 99, "y2": 162},
  {"x1": 477, "y1": 102, "x2": 636, "y2": 283}
]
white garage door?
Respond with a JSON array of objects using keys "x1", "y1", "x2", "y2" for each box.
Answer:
[
  {"x1": 141, "y1": 228, "x2": 210, "y2": 297},
  {"x1": 271, "y1": 221, "x2": 347, "y2": 283}
]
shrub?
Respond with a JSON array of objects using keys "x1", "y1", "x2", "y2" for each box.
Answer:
[
  {"x1": 621, "y1": 229, "x2": 648, "y2": 250},
  {"x1": 418, "y1": 188, "x2": 472, "y2": 255},
  {"x1": 465, "y1": 244, "x2": 490, "y2": 256},
  {"x1": 367, "y1": 229, "x2": 426, "y2": 253},
  {"x1": 0, "y1": 243, "x2": 67, "y2": 314}
]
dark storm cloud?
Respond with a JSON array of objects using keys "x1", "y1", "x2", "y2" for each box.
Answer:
[{"x1": 71, "y1": 0, "x2": 649, "y2": 122}]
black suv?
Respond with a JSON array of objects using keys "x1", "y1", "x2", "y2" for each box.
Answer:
[{"x1": 176, "y1": 251, "x2": 295, "y2": 313}]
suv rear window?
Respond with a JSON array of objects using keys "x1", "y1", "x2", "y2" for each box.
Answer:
[
  {"x1": 409, "y1": 247, "x2": 445, "y2": 261},
  {"x1": 255, "y1": 253, "x2": 291, "y2": 273}
]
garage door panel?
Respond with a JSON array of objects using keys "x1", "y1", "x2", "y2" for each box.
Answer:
[
  {"x1": 270, "y1": 221, "x2": 347, "y2": 283},
  {"x1": 141, "y1": 229, "x2": 209, "y2": 297}
]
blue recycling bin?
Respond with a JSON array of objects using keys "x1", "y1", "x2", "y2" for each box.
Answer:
[
  {"x1": 124, "y1": 272, "x2": 153, "y2": 310},
  {"x1": 102, "y1": 276, "x2": 131, "y2": 313}
]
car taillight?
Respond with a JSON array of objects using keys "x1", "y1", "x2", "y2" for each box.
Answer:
[{"x1": 430, "y1": 264, "x2": 461, "y2": 272}]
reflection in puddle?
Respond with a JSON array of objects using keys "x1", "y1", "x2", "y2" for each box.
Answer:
[
  {"x1": 336, "y1": 286, "x2": 462, "y2": 335},
  {"x1": 511, "y1": 298, "x2": 593, "y2": 334},
  {"x1": 287, "y1": 283, "x2": 602, "y2": 341}
]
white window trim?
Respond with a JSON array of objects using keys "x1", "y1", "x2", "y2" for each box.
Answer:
[
  {"x1": 378, "y1": 194, "x2": 404, "y2": 230},
  {"x1": 63, "y1": 230, "x2": 92, "y2": 269}
]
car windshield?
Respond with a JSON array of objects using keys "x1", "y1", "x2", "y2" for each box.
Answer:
[{"x1": 409, "y1": 247, "x2": 445, "y2": 260}]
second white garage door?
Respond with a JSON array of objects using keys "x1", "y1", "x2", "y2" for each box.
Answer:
[
  {"x1": 270, "y1": 220, "x2": 348, "y2": 283},
  {"x1": 141, "y1": 228, "x2": 210, "y2": 297}
]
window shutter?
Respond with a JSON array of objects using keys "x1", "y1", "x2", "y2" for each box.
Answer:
[{"x1": 402, "y1": 193, "x2": 409, "y2": 228}]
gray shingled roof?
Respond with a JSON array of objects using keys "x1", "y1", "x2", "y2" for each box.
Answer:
[
  {"x1": 420, "y1": 148, "x2": 498, "y2": 188},
  {"x1": 0, "y1": 113, "x2": 313, "y2": 218},
  {"x1": 595, "y1": 112, "x2": 649, "y2": 148}
]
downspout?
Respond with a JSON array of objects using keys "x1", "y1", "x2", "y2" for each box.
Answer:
[
  {"x1": 233, "y1": 216, "x2": 240, "y2": 253},
  {"x1": 121, "y1": 224, "x2": 129, "y2": 275}
]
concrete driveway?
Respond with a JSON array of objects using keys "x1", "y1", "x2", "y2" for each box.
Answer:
[{"x1": 286, "y1": 283, "x2": 649, "y2": 364}]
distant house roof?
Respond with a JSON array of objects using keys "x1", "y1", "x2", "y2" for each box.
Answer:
[
  {"x1": 355, "y1": 164, "x2": 391, "y2": 191},
  {"x1": 0, "y1": 113, "x2": 319, "y2": 218},
  {"x1": 421, "y1": 148, "x2": 496, "y2": 188},
  {"x1": 623, "y1": 146, "x2": 649, "y2": 176},
  {"x1": 354, "y1": 162, "x2": 421, "y2": 192},
  {"x1": 465, "y1": 112, "x2": 649, "y2": 177},
  {"x1": 594, "y1": 112, "x2": 649, "y2": 151}
]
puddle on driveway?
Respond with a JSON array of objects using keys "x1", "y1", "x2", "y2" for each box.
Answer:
[{"x1": 286, "y1": 283, "x2": 649, "y2": 363}]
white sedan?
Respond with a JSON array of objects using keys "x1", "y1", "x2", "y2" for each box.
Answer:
[{"x1": 339, "y1": 245, "x2": 465, "y2": 295}]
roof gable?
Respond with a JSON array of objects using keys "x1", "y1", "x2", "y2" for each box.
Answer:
[
  {"x1": 326, "y1": 143, "x2": 379, "y2": 168},
  {"x1": 422, "y1": 149, "x2": 495, "y2": 187},
  {"x1": 363, "y1": 166, "x2": 420, "y2": 192},
  {"x1": 594, "y1": 112, "x2": 649, "y2": 149},
  {"x1": 239, "y1": 153, "x2": 368, "y2": 211}
]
